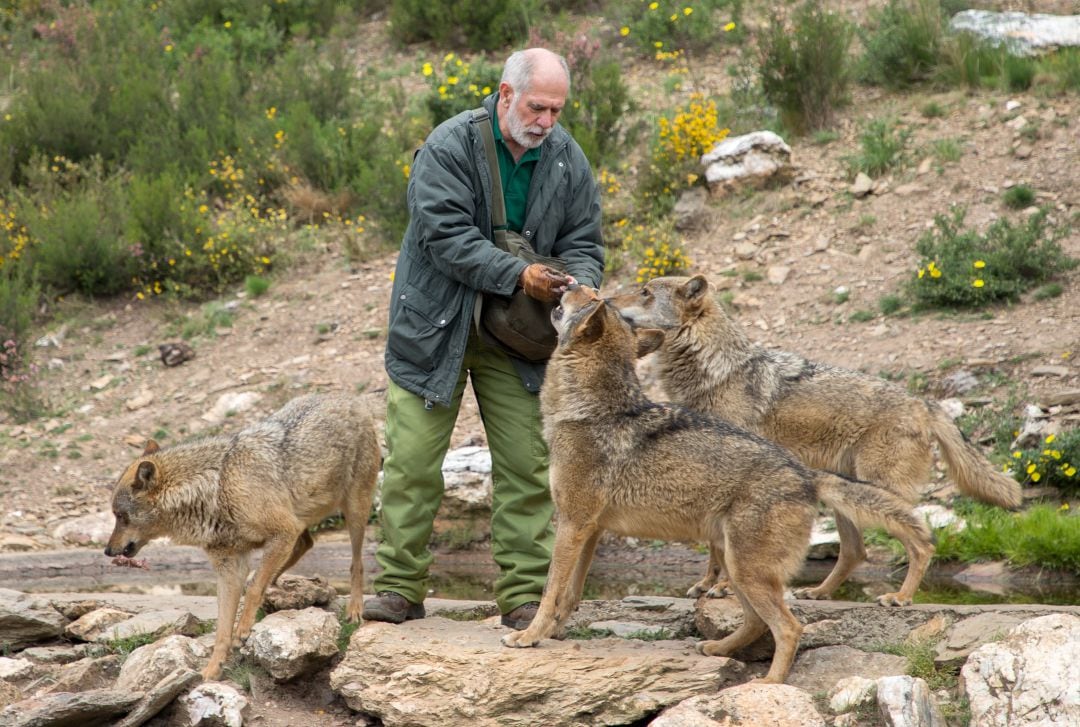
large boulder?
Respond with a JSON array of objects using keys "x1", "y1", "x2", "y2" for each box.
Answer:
[
  {"x1": 330, "y1": 617, "x2": 744, "y2": 726},
  {"x1": 949, "y1": 10, "x2": 1080, "y2": 56},
  {"x1": 961, "y1": 613, "x2": 1080, "y2": 726},
  {"x1": 241, "y1": 607, "x2": 341, "y2": 682},
  {"x1": 0, "y1": 589, "x2": 67, "y2": 651},
  {"x1": 702, "y1": 131, "x2": 794, "y2": 196}
]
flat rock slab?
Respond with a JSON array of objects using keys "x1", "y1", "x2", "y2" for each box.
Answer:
[
  {"x1": 330, "y1": 616, "x2": 744, "y2": 727},
  {"x1": 950, "y1": 10, "x2": 1080, "y2": 56}
]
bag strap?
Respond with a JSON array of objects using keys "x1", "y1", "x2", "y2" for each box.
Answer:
[{"x1": 472, "y1": 108, "x2": 509, "y2": 251}]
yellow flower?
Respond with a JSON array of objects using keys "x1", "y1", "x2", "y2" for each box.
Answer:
[
  {"x1": 1027, "y1": 464, "x2": 1037, "y2": 474},
  {"x1": 620, "y1": 26, "x2": 630, "y2": 36},
  {"x1": 1065, "y1": 467, "x2": 1077, "y2": 477},
  {"x1": 930, "y1": 268, "x2": 942, "y2": 278},
  {"x1": 1031, "y1": 472, "x2": 1041, "y2": 482},
  {"x1": 447, "y1": 76, "x2": 459, "y2": 85},
  {"x1": 918, "y1": 268, "x2": 925, "y2": 279},
  {"x1": 648, "y1": 1, "x2": 658, "y2": 8},
  {"x1": 422, "y1": 62, "x2": 433, "y2": 76},
  {"x1": 1012, "y1": 451, "x2": 1022, "y2": 458},
  {"x1": 1046, "y1": 434, "x2": 1056, "y2": 444},
  {"x1": 164, "y1": 44, "x2": 173, "y2": 53},
  {"x1": 224, "y1": 20, "x2": 232, "y2": 28},
  {"x1": 1061, "y1": 502, "x2": 1072, "y2": 510},
  {"x1": 654, "y1": 41, "x2": 663, "y2": 48},
  {"x1": 973, "y1": 260, "x2": 985, "y2": 268},
  {"x1": 684, "y1": 7, "x2": 693, "y2": 15},
  {"x1": 724, "y1": 21, "x2": 736, "y2": 31},
  {"x1": 972, "y1": 279, "x2": 984, "y2": 287}
]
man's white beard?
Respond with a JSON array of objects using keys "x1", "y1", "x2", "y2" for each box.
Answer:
[{"x1": 507, "y1": 102, "x2": 551, "y2": 149}]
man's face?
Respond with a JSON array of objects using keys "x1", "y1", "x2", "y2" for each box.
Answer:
[{"x1": 505, "y1": 91, "x2": 562, "y2": 150}]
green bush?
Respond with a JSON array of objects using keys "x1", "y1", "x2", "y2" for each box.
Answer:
[
  {"x1": 388, "y1": 0, "x2": 529, "y2": 51},
  {"x1": 421, "y1": 52, "x2": 502, "y2": 127},
  {"x1": 560, "y1": 40, "x2": 638, "y2": 169},
  {"x1": 909, "y1": 207, "x2": 1076, "y2": 309},
  {"x1": 758, "y1": 1, "x2": 853, "y2": 134},
  {"x1": 1002, "y1": 184, "x2": 1035, "y2": 210},
  {"x1": 616, "y1": 0, "x2": 741, "y2": 57},
  {"x1": 934, "y1": 502, "x2": 1080, "y2": 573},
  {"x1": 846, "y1": 118, "x2": 910, "y2": 178},
  {"x1": 1009, "y1": 431, "x2": 1080, "y2": 495},
  {"x1": 858, "y1": 0, "x2": 944, "y2": 88}
]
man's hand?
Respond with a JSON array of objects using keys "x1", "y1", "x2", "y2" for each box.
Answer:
[{"x1": 519, "y1": 263, "x2": 571, "y2": 303}]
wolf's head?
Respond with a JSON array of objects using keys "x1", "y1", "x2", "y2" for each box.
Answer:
[
  {"x1": 552, "y1": 284, "x2": 665, "y2": 361},
  {"x1": 606, "y1": 274, "x2": 712, "y2": 335},
  {"x1": 104, "y1": 439, "x2": 168, "y2": 558}
]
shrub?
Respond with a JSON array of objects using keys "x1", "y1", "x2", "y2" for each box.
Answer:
[
  {"x1": 858, "y1": 0, "x2": 944, "y2": 88},
  {"x1": 421, "y1": 52, "x2": 502, "y2": 127},
  {"x1": 622, "y1": 219, "x2": 692, "y2": 283},
  {"x1": 637, "y1": 94, "x2": 728, "y2": 215},
  {"x1": 846, "y1": 119, "x2": 910, "y2": 178},
  {"x1": 758, "y1": 1, "x2": 853, "y2": 133},
  {"x1": 909, "y1": 207, "x2": 1076, "y2": 309},
  {"x1": 1008, "y1": 431, "x2": 1080, "y2": 495},
  {"x1": 388, "y1": 0, "x2": 529, "y2": 51},
  {"x1": 617, "y1": 0, "x2": 741, "y2": 57},
  {"x1": 559, "y1": 36, "x2": 638, "y2": 169},
  {"x1": 1002, "y1": 184, "x2": 1035, "y2": 210}
]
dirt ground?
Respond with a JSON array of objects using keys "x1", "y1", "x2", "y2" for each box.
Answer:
[{"x1": 0, "y1": 10, "x2": 1078, "y2": 726}]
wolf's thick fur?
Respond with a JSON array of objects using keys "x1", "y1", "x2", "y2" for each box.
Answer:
[
  {"x1": 500, "y1": 285, "x2": 933, "y2": 684},
  {"x1": 609, "y1": 275, "x2": 1021, "y2": 605},
  {"x1": 105, "y1": 393, "x2": 379, "y2": 680}
]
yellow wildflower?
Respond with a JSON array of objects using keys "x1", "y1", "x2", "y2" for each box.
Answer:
[{"x1": 620, "y1": 26, "x2": 630, "y2": 36}]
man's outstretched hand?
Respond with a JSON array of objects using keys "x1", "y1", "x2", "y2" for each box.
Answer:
[{"x1": 519, "y1": 263, "x2": 572, "y2": 303}]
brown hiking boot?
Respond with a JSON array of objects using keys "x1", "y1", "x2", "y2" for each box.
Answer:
[
  {"x1": 362, "y1": 591, "x2": 425, "y2": 624},
  {"x1": 500, "y1": 601, "x2": 540, "y2": 630}
]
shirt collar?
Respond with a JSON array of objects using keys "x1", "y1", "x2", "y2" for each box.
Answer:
[{"x1": 492, "y1": 105, "x2": 542, "y2": 163}]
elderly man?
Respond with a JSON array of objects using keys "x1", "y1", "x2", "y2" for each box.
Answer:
[{"x1": 364, "y1": 48, "x2": 604, "y2": 629}]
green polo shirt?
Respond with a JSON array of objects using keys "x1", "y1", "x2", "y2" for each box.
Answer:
[{"x1": 492, "y1": 107, "x2": 541, "y2": 233}]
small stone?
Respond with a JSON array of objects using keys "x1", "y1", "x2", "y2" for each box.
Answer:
[{"x1": 850, "y1": 173, "x2": 873, "y2": 198}]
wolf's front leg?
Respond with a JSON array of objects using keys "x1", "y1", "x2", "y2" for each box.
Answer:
[
  {"x1": 203, "y1": 555, "x2": 248, "y2": 680},
  {"x1": 502, "y1": 519, "x2": 599, "y2": 648}
]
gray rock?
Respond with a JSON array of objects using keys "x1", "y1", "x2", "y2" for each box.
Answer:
[
  {"x1": 651, "y1": 683, "x2": 826, "y2": 726},
  {"x1": 949, "y1": 10, "x2": 1080, "y2": 56},
  {"x1": 674, "y1": 187, "x2": 710, "y2": 231},
  {"x1": 0, "y1": 657, "x2": 34, "y2": 681},
  {"x1": 0, "y1": 589, "x2": 66, "y2": 651},
  {"x1": 330, "y1": 617, "x2": 743, "y2": 726},
  {"x1": 90, "y1": 609, "x2": 203, "y2": 644},
  {"x1": 241, "y1": 607, "x2": 340, "y2": 682},
  {"x1": 787, "y1": 646, "x2": 907, "y2": 695},
  {"x1": 851, "y1": 173, "x2": 874, "y2": 198},
  {"x1": 65, "y1": 608, "x2": 134, "y2": 642},
  {"x1": 877, "y1": 675, "x2": 944, "y2": 727},
  {"x1": 935, "y1": 612, "x2": 1026, "y2": 664},
  {"x1": 182, "y1": 682, "x2": 250, "y2": 727},
  {"x1": 703, "y1": 131, "x2": 794, "y2": 195},
  {"x1": 829, "y1": 676, "x2": 877, "y2": 714},
  {"x1": 115, "y1": 667, "x2": 201, "y2": 727},
  {"x1": 50, "y1": 511, "x2": 115, "y2": 547},
  {"x1": 263, "y1": 574, "x2": 336, "y2": 613},
  {"x1": 0, "y1": 688, "x2": 143, "y2": 727},
  {"x1": 116, "y1": 635, "x2": 209, "y2": 693},
  {"x1": 961, "y1": 613, "x2": 1080, "y2": 726},
  {"x1": 38, "y1": 655, "x2": 122, "y2": 695}
]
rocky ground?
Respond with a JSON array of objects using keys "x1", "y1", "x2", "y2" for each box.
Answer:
[{"x1": 1, "y1": 7, "x2": 1079, "y2": 726}]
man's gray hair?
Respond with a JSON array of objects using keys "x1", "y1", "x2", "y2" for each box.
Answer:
[{"x1": 501, "y1": 49, "x2": 571, "y2": 96}]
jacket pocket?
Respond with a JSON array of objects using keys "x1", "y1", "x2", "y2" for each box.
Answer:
[{"x1": 387, "y1": 283, "x2": 459, "y2": 372}]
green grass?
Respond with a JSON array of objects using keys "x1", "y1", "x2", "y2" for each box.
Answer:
[
  {"x1": 1032, "y1": 283, "x2": 1063, "y2": 301},
  {"x1": 104, "y1": 631, "x2": 159, "y2": 658},
  {"x1": 934, "y1": 502, "x2": 1080, "y2": 572},
  {"x1": 1002, "y1": 184, "x2": 1036, "y2": 210},
  {"x1": 244, "y1": 275, "x2": 270, "y2": 298}
]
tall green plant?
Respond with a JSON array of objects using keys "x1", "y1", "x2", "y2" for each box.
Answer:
[
  {"x1": 758, "y1": 1, "x2": 853, "y2": 133},
  {"x1": 858, "y1": 0, "x2": 944, "y2": 88},
  {"x1": 388, "y1": 0, "x2": 529, "y2": 51}
]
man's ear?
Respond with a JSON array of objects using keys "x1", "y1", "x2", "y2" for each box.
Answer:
[
  {"x1": 133, "y1": 461, "x2": 157, "y2": 492},
  {"x1": 574, "y1": 302, "x2": 606, "y2": 343},
  {"x1": 635, "y1": 328, "x2": 665, "y2": 358},
  {"x1": 142, "y1": 439, "x2": 160, "y2": 456},
  {"x1": 681, "y1": 274, "x2": 709, "y2": 302}
]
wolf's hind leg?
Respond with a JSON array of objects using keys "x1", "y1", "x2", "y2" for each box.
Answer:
[
  {"x1": 342, "y1": 467, "x2": 377, "y2": 622},
  {"x1": 235, "y1": 533, "x2": 303, "y2": 643},
  {"x1": 687, "y1": 542, "x2": 730, "y2": 598},
  {"x1": 793, "y1": 514, "x2": 864, "y2": 600},
  {"x1": 271, "y1": 530, "x2": 314, "y2": 585}
]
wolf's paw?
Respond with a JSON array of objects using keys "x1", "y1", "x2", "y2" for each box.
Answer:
[
  {"x1": 792, "y1": 586, "x2": 830, "y2": 601},
  {"x1": 345, "y1": 601, "x2": 362, "y2": 622},
  {"x1": 706, "y1": 582, "x2": 732, "y2": 598},
  {"x1": 875, "y1": 592, "x2": 912, "y2": 607},
  {"x1": 201, "y1": 662, "x2": 223, "y2": 681},
  {"x1": 686, "y1": 583, "x2": 707, "y2": 598},
  {"x1": 695, "y1": 640, "x2": 730, "y2": 658},
  {"x1": 501, "y1": 630, "x2": 540, "y2": 648}
]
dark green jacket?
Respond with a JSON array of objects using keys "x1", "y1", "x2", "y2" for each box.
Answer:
[{"x1": 384, "y1": 94, "x2": 604, "y2": 406}]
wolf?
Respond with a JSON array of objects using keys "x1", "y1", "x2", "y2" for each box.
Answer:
[
  {"x1": 501, "y1": 285, "x2": 933, "y2": 684},
  {"x1": 104, "y1": 393, "x2": 380, "y2": 681},
  {"x1": 608, "y1": 274, "x2": 1022, "y2": 605}
]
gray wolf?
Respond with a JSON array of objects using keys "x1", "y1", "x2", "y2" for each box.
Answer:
[
  {"x1": 609, "y1": 275, "x2": 1021, "y2": 605},
  {"x1": 105, "y1": 393, "x2": 380, "y2": 680},
  {"x1": 501, "y1": 285, "x2": 933, "y2": 684}
]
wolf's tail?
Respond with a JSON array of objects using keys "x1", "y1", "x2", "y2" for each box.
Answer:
[
  {"x1": 815, "y1": 473, "x2": 933, "y2": 555},
  {"x1": 928, "y1": 404, "x2": 1022, "y2": 509}
]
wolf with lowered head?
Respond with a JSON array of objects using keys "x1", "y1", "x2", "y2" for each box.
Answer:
[
  {"x1": 501, "y1": 284, "x2": 933, "y2": 684},
  {"x1": 105, "y1": 393, "x2": 380, "y2": 680},
  {"x1": 609, "y1": 275, "x2": 1022, "y2": 605}
]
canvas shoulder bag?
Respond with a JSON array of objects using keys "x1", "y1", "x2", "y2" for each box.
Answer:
[{"x1": 472, "y1": 108, "x2": 566, "y2": 362}]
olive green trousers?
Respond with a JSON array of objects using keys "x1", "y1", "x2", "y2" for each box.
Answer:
[{"x1": 373, "y1": 330, "x2": 554, "y2": 613}]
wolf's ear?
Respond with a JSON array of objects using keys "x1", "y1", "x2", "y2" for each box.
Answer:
[
  {"x1": 574, "y1": 302, "x2": 606, "y2": 343},
  {"x1": 133, "y1": 461, "x2": 157, "y2": 491},
  {"x1": 635, "y1": 328, "x2": 665, "y2": 358},
  {"x1": 682, "y1": 274, "x2": 709, "y2": 301},
  {"x1": 142, "y1": 439, "x2": 160, "y2": 456}
]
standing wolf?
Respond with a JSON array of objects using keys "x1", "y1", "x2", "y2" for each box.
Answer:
[
  {"x1": 501, "y1": 285, "x2": 933, "y2": 684},
  {"x1": 609, "y1": 275, "x2": 1022, "y2": 605},
  {"x1": 104, "y1": 393, "x2": 380, "y2": 680}
]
